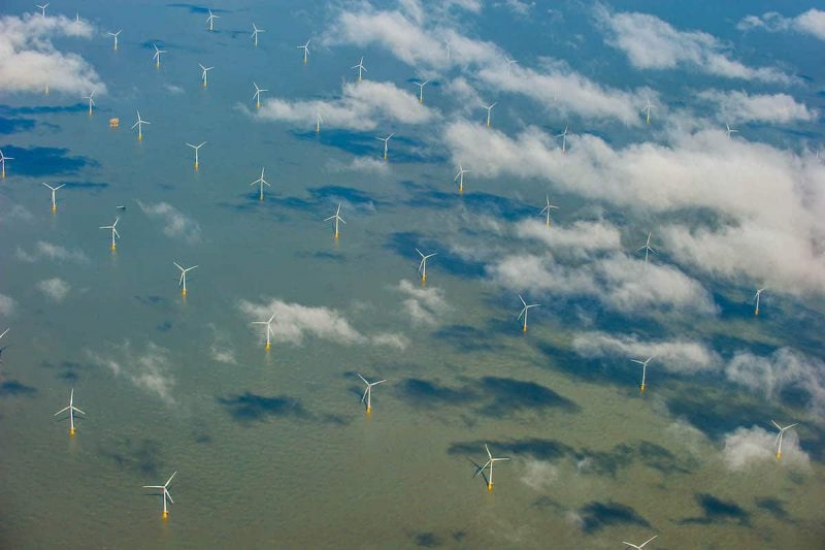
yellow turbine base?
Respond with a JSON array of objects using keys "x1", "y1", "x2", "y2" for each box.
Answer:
[
  {"x1": 138, "y1": 134, "x2": 143, "y2": 141},
  {"x1": 755, "y1": 309, "x2": 759, "y2": 316},
  {"x1": 265, "y1": 342, "x2": 271, "y2": 351},
  {"x1": 89, "y1": 110, "x2": 93, "y2": 116},
  {"x1": 304, "y1": 58, "x2": 307, "y2": 64},
  {"x1": 459, "y1": 185, "x2": 463, "y2": 195},
  {"x1": 366, "y1": 407, "x2": 372, "y2": 414},
  {"x1": 383, "y1": 153, "x2": 388, "y2": 161},
  {"x1": 546, "y1": 221, "x2": 550, "y2": 227},
  {"x1": 156, "y1": 62, "x2": 160, "y2": 69},
  {"x1": 776, "y1": 451, "x2": 781, "y2": 460},
  {"x1": 110, "y1": 244, "x2": 116, "y2": 252},
  {"x1": 194, "y1": 162, "x2": 199, "y2": 170},
  {"x1": 523, "y1": 325, "x2": 528, "y2": 332},
  {"x1": 334, "y1": 232, "x2": 339, "y2": 239},
  {"x1": 1, "y1": 170, "x2": 4, "y2": 178},
  {"x1": 52, "y1": 205, "x2": 57, "y2": 213},
  {"x1": 487, "y1": 121, "x2": 491, "y2": 128},
  {"x1": 487, "y1": 483, "x2": 493, "y2": 492},
  {"x1": 182, "y1": 289, "x2": 187, "y2": 297},
  {"x1": 640, "y1": 384, "x2": 646, "y2": 393},
  {"x1": 162, "y1": 511, "x2": 169, "y2": 520},
  {"x1": 70, "y1": 428, "x2": 76, "y2": 436},
  {"x1": 316, "y1": 125, "x2": 320, "y2": 133},
  {"x1": 203, "y1": 82, "x2": 207, "y2": 88},
  {"x1": 256, "y1": 101, "x2": 261, "y2": 110},
  {"x1": 259, "y1": 194, "x2": 264, "y2": 201}
]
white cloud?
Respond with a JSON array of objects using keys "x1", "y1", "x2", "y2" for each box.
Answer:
[
  {"x1": 86, "y1": 342, "x2": 176, "y2": 405},
  {"x1": 697, "y1": 90, "x2": 817, "y2": 124},
  {"x1": 0, "y1": 293, "x2": 16, "y2": 317},
  {"x1": 520, "y1": 459, "x2": 558, "y2": 491},
  {"x1": 597, "y1": 6, "x2": 792, "y2": 84},
  {"x1": 335, "y1": 156, "x2": 390, "y2": 174},
  {"x1": 371, "y1": 332, "x2": 410, "y2": 350},
  {"x1": 397, "y1": 279, "x2": 450, "y2": 326},
  {"x1": 0, "y1": 13, "x2": 106, "y2": 94},
  {"x1": 572, "y1": 332, "x2": 721, "y2": 373},
  {"x1": 238, "y1": 297, "x2": 406, "y2": 348},
  {"x1": 137, "y1": 201, "x2": 201, "y2": 243},
  {"x1": 208, "y1": 324, "x2": 237, "y2": 365},
  {"x1": 254, "y1": 80, "x2": 436, "y2": 131},
  {"x1": 725, "y1": 348, "x2": 825, "y2": 415},
  {"x1": 37, "y1": 277, "x2": 70, "y2": 302},
  {"x1": 16, "y1": 241, "x2": 87, "y2": 263},
  {"x1": 515, "y1": 219, "x2": 622, "y2": 258},
  {"x1": 723, "y1": 425, "x2": 809, "y2": 471},
  {"x1": 738, "y1": 9, "x2": 825, "y2": 41}
]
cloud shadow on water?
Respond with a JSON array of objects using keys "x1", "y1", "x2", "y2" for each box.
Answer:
[
  {"x1": 99, "y1": 437, "x2": 164, "y2": 477},
  {"x1": 218, "y1": 392, "x2": 310, "y2": 424},
  {"x1": 294, "y1": 130, "x2": 445, "y2": 164},
  {"x1": 40, "y1": 359, "x2": 84, "y2": 382},
  {"x1": 0, "y1": 116, "x2": 35, "y2": 135},
  {"x1": 384, "y1": 231, "x2": 486, "y2": 279},
  {"x1": 476, "y1": 376, "x2": 579, "y2": 416},
  {"x1": 578, "y1": 501, "x2": 651, "y2": 534},
  {"x1": 431, "y1": 324, "x2": 505, "y2": 353},
  {"x1": 680, "y1": 493, "x2": 750, "y2": 526},
  {"x1": 0, "y1": 379, "x2": 37, "y2": 397},
  {"x1": 0, "y1": 145, "x2": 98, "y2": 177}
]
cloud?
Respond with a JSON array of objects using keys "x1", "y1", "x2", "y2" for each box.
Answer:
[
  {"x1": 0, "y1": 293, "x2": 16, "y2": 316},
  {"x1": 596, "y1": 6, "x2": 792, "y2": 84},
  {"x1": 723, "y1": 425, "x2": 809, "y2": 471},
  {"x1": 254, "y1": 80, "x2": 436, "y2": 131},
  {"x1": 16, "y1": 241, "x2": 87, "y2": 263},
  {"x1": 137, "y1": 201, "x2": 201, "y2": 243},
  {"x1": 520, "y1": 459, "x2": 558, "y2": 491},
  {"x1": 738, "y1": 9, "x2": 825, "y2": 41},
  {"x1": 335, "y1": 156, "x2": 390, "y2": 174},
  {"x1": 37, "y1": 277, "x2": 70, "y2": 302},
  {"x1": 697, "y1": 90, "x2": 818, "y2": 124},
  {"x1": 515, "y1": 219, "x2": 622, "y2": 258},
  {"x1": 0, "y1": 13, "x2": 107, "y2": 94},
  {"x1": 238, "y1": 297, "x2": 406, "y2": 348},
  {"x1": 86, "y1": 342, "x2": 176, "y2": 404},
  {"x1": 397, "y1": 279, "x2": 450, "y2": 326},
  {"x1": 572, "y1": 332, "x2": 721, "y2": 373},
  {"x1": 725, "y1": 348, "x2": 825, "y2": 415},
  {"x1": 208, "y1": 324, "x2": 237, "y2": 365}
]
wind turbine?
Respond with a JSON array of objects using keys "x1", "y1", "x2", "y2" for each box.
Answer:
[
  {"x1": 475, "y1": 444, "x2": 509, "y2": 491},
  {"x1": 725, "y1": 122, "x2": 738, "y2": 139},
  {"x1": 771, "y1": 420, "x2": 799, "y2": 460},
  {"x1": 252, "y1": 82, "x2": 268, "y2": 109},
  {"x1": 251, "y1": 24, "x2": 265, "y2": 47},
  {"x1": 199, "y1": 63, "x2": 214, "y2": 87},
  {"x1": 99, "y1": 217, "x2": 120, "y2": 251},
  {"x1": 643, "y1": 99, "x2": 653, "y2": 124},
  {"x1": 517, "y1": 294, "x2": 540, "y2": 332},
  {"x1": 131, "y1": 111, "x2": 149, "y2": 141},
  {"x1": 315, "y1": 111, "x2": 323, "y2": 133},
  {"x1": 42, "y1": 182, "x2": 65, "y2": 212},
  {"x1": 377, "y1": 133, "x2": 394, "y2": 161},
  {"x1": 0, "y1": 327, "x2": 8, "y2": 364},
  {"x1": 415, "y1": 79, "x2": 430, "y2": 104},
  {"x1": 557, "y1": 125, "x2": 569, "y2": 153},
  {"x1": 152, "y1": 44, "x2": 166, "y2": 68},
  {"x1": 107, "y1": 30, "x2": 121, "y2": 50},
  {"x1": 351, "y1": 56, "x2": 367, "y2": 82},
  {"x1": 622, "y1": 535, "x2": 658, "y2": 549},
  {"x1": 0, "y1": 149, "x2": 14, "y2": 179},
  {"x1": 144, "y1": 471, "x2": 176, "y2": 519},
  {"x1": 298, "y1": 40, "x2": 310, "y2": 64},
  {"x1": 325, "y1": 202, "x2": 346, "y2": 239},
  {"x1": 206, "y1": 9, "x2": 218, "y2": 31},
  {"x1": 249, "y1": 167, "x2": 270, "y2": 201},
  {"x1": 252, "y1": 313, "x2": 276, "y2": 351},
  {"x1": 36, "y1": 3, "x2": 49, "y2": 17},
  {"x1": 484, "y1": 102, "x2": 497, "y2": 128},
  {"x1": 82, "y1": 91, "x2": 96, "y2": 115},
  {"x1": 54, "y1": 388, "x2": 85, "y2": 436},
  {"x1": 631, "y1": 356, "x2": 654, "y2": 393},
  {"x1": 540, "y1": 195, "x2": 558, "y2": 227},
  {"x1": 173, "y1": 262, "x2": 198, "y2": 297},
  {"x1": 416, "y1": 248, "x2": 436, "y2": 283},
  {"x1": 357, "y1": 374, "x2": 386, "y2": 414},
  {"x1": 186, "y1": 142, "x2": 206, "y2": 170},
  {"x1": 753, "y1": 287, "x2": 766, "y2": 316},
  {"x1": 454, "y1": 164, "x2": 469, "y2": 194},
  {"x1": 637, "y1": 232, "x2": 656, "y2": 264}
]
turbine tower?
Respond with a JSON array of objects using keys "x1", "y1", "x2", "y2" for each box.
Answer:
[
  {"x1": 186, "y1": 142, "x2": 206, "y2": 170},
  {"x1": 324, "y1": 203, "x2": 346, "y2": 239},
  {"x1": 298, "y1": 40, "x2": 310, "y2": 64},
  {"x1": 454, "y1": 164, "x2": 469, "y2": 194},
  {"x1": 485, "y1": 102, "x2": 497, "y2": 128},
  {"x1": 357, "y1": 374, "x2": 386, "y2": 414},
  {"x1": 54, "y1": 388, "x2": 85, "y2": 436},
  {"x1": 250, "y1": 167, "x2": 270, "y2": 201},
  {"x1": 377, "y1": 133, "x2": 394, "y2": 161},
  {"x1": 131, "y1": 111, "x2": 150, "y2": 141},
  {"x1": 99, "y1": 217, "x2": 121, "y2": 251},
  {"x1": 107, "y1": 30, "x2": 121, "y2": 50},
  {"x1": 251, "y1": 24, "x2": 265, "y2": 47},
  {"x1": 42, "y1": 182, "x2": 65, "y2": 212},
  {"x1": 517, "y1": 294, "x2": 539, "y2": 332},
  {"x1": 631, "y1": 356, "x2": 654, "y2": 393},
  {"x1": 475, "y1": 444, "x2": 509, "y2": 491},
  {"x1": 540, "y1": 195, "x2": 558, "y2": 227},
  {"x1": 144, "y1": 471, "x2": 176, "y2": 519},
  {"x1": 252, "y1": 313, "x2": 276, "y2": 351},
  {"x1": 416, "y1": 248, "x2": 436, "y2": 283},
  {"x1": 174, "y1": 262, "x2": 198, "y2": 297},
  {"x1": 82, "y1": 91, "x2": 96, "y2": 115},
  {"x1": 252, "y1": 82, "x2": 268, "y2": 109},
  {"x1": 351, "y1": 56, "x2": 367, "y2": 82},
  {"x1": 0, "y1": 149, "x2": 14, "y2": 179},
  {"x1": 771, "y1": 420, "x2": 799, "y2": 460},
  {"x1": 753, "y1": 287, "x2": 766, "y2": 316}
]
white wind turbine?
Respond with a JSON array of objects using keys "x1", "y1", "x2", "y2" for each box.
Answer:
[
  {"x1": 298, "y1": 40, "x2": 310, "y2": 63},
  {"x1": 99, "y1": 217, "x2": 120, "y2": 251},
  {"x1": 454, "y1": 163, "x2": 469, "y2": 194},
  {"x1": 153, "y1": 44, "x2": 166, "y2": 68},
  {"x1": 36, "y1": 3, "x2": 49, "y2": 17},
  {"x1": 42, "y1": 182, "x2": 65, "y2": 212},
  {"x1": 623, "y1": 535, "x2": 658, "y2": 549},
  {"x1": 475, "y1": 444, "x2": 509, "y2": 491},
  {"x1": 206, "y1": 9, "x2": 218, "y2": 31},
  {"x1": 753, "y1": 287, "x2": 766, "y2": 316},
  {"x1": 0, "y1": 148, "x2": 14, "y2": 179},
  {"x1": 252, "y1": 313, "x2": 276, "y2": 351},
  {"x1": 557, "y1": 125, "x2": 569, "y2": 153},
  {"x1": 725, "y1": 122, "x2": 738, "y2": 138},
  {"x1": 415, "y1": 79, "x2": 430, "y2": 104},
  {"x1": 771, "y1": 420, "x2": 799, "y2": 460},
  {"x1": 351, "y1": 56, "x2": 367, "y2": 82},
  {"x1": 54, "y1": 388, "x2": 85, "y2": 436},
  {"x1": 144, "y1": 471, "x2": 176, "y2": 519},
  {"x1": 416, "y1": 248, "x2": 436, "y2": 283},
  {"x1": 173, "y1": 262, "x2": 198, "y2": 297},
  {"x1": 250, "y1": 167, "x2": 270, "y2": 201},
  {"x1": 251, "y1": 24, "x2": 265, "y2": 47},
  {"x1": 186, "y1": 141, "x2": 206, "y2": 170},
  {"x1": 131, "y1": 111, "x2": 149, "y2": 141},
  {"x1": 540, "y1": 195, "x2": 558, "y2": 227},
  {"x1": 315, "y1": 111, "x2": 323, "y2": 133},
  {"x1": 199, "y1": 63, "x2": 214, "y2": 87},
  {"x1": 107, "y1": 29, "x2": 121, "y2": 50},
  {"x1": 357, "y1": 374, "x2": 386, "y2": 414},
  {"x1": 325, "y1": 202, "x2": 346, "y2": 239},
  {"x1": 643, "y1": 99, "x2": 654, "y2": 124},
  {"x1": 484, "y1": 102, "x2": 497, "y2": 128},
  {"x1": 631, "y1": 356, "x2": 654, "y2": 393},
  {"x1": 377, "y1": 133, "x2": 394, "y2": 161},
  {"x1": 517, "y1": 294, "x2": 540, "y2": 332},
  {"x1": 637, "y1": 232, "x2": 656, "y2": 264},
  {"x1": 252, "y1": 82, "x2": 268, "y2": 109},
  {"x1": 82, "y1": 91, "x2": 96, "y2": 115},
  {"x1": 0, "y1": 327, "x2": 8, "y2": 364}
]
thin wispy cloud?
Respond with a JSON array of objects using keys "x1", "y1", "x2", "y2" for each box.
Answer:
[
  {"x1": 738, "y1": 9, "x2": 825, "y2": 41},
  {"x1": 0, "y1": 13, "x2": 106, "y2": 94},
  {"x1": 697, "y1": 90, "x2": 818, "y2": 124},
  {"x1": 137, "y1": 200, "x2": 202, "y2": 243},
  {"x1": 397, "y1": 279, "x2": 450, "y2": 326},
  {"x1": 16, "y1": 241, "x2": 88, "y2": 263},
  {"x1": 0, "y1": 293, "x2": 16, "y2": 316},
  {"x1": 572, "y1": 332, "x2": 721, "y2": 373},
  {"x1": 86, "y1": 342, "x2": 176, "y2": 405},
  {"x1": 37, "y1": 277, "x2": 70, "y2": 302}
]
